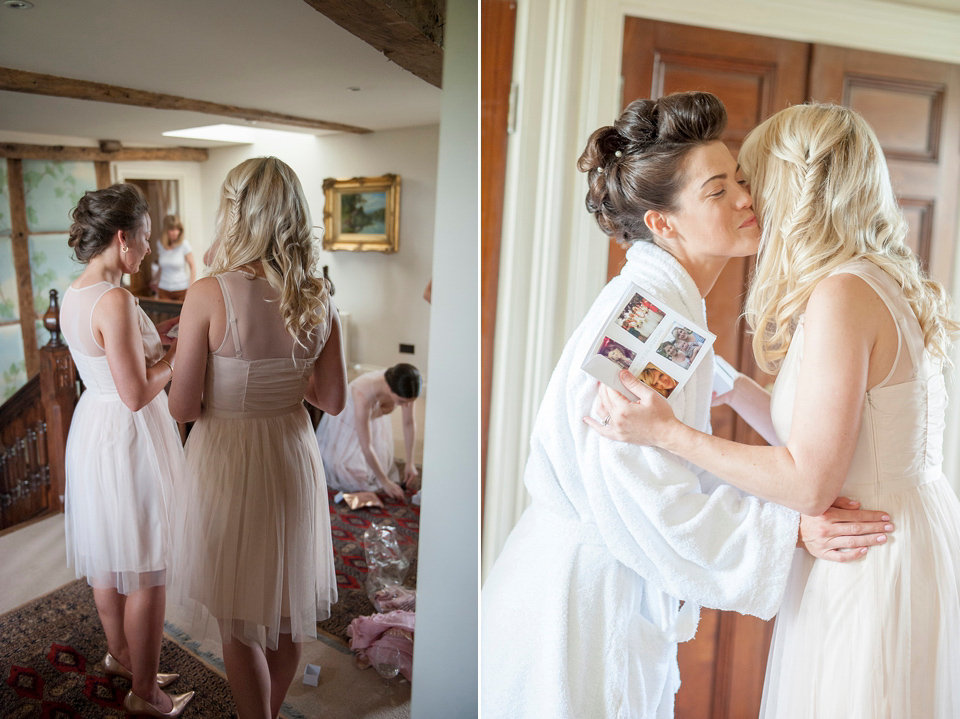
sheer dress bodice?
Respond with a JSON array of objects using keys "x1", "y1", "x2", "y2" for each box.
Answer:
[{"x1": 61, "y1": 281, "x2": 164, "y2": 399}]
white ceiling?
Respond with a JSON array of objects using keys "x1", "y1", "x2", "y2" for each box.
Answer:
[{"x1": 0, "y1": 0, "x2": 443, "y2": 147}]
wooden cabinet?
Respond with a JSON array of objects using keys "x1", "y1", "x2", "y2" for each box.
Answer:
[{"x1": 617, "y1": 17, "x2": 960, "y2": 719}]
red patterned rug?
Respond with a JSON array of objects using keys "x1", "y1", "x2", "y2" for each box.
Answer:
[{"x1": 317, "y1": 487, "x2": 420, "y2": 644}]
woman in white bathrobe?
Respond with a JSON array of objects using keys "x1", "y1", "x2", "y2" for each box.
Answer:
[{"x1": 480, "y1": 93, "x2": 895, "y2": 719}]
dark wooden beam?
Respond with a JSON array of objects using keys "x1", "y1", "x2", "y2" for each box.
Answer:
[
  {"x1": 302, "y1": 0, "x2": 444, "y2": 88},
  {"x1": 0, "y1": 143, "x2": 209, "y2": 162},
  {"x1": 94, "y1": 161, "x2": 112, "y2": 189},
  {"x1": 6, "y1": 159, "x2": 39, "y2": 378},
  {"x1": 0, "y1": 67, "x2": 372, "y2": 134}
]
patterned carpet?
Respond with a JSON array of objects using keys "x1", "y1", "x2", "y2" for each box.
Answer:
[
  {"x1": 317, "y1": 488, "x2": 420, "y2": 644},
  {"x1": 0, "y1": 580, "x2": 236, "y2": 718},
  {"x1": 0, "y1": 488, "x2": 419, "y2": 716}
]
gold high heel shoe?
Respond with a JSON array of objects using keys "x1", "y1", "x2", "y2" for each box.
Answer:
[
  {"x1": 103, "y1": 652, "x2": 180, "y2": 688},
  {"x1": 123, "y1": 689, "x2": 195, "y2": 717}
]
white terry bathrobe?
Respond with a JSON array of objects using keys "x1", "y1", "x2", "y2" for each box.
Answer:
[{"x1": 481, "y1": 241, "x2": 800, "y2": 719}]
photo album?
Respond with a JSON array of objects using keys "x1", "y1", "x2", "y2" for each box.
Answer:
[{"x1": 581, "y1": 283, "x2": 715, "y2": 400}]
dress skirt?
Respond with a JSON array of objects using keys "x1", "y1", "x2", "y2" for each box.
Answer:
[
  {"x1": 175, "y1": 404, "x2": 337, "y2": 650},
  {"x1": 64, "y1": 389, "x2": 183, "y2": 595}
]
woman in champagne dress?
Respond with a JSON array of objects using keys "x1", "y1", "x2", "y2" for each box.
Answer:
[
  {"x1": 592, "y1": 104, "x2": 960, "y2": 717},
  {"x1": 169, "y1": 157, "x2": 347, "y2": 719},
  {"x1": 62, "y1": 184, "x2": 193, "y2": 717}
]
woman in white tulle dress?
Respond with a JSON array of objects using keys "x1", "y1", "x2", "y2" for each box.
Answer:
[
  {"x1": 168, "y1": 157, "x2": 346, "y2": 719},
  {"x1": 61, "y1": 184, "x2": 194, "y2": 717},
  {"x1": 315, "y1": 364, "x2": 421, "y2": 500},
  {"x1": 592, "y1": 104, "x2": 960, "y2": 717}
]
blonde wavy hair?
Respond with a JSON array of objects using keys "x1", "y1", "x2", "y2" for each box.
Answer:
[
  {"x1": 209, "y1": 157, "x2": 329, "y2": 345},
  {"x1": 740, "y1": 103, "x2": 956, "y2": 373}
]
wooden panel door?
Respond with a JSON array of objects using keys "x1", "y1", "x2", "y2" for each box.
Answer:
[
  {"x1": 808, "y1": 45, "x2": 960, "y2": 285},
  {"x1": 480, "y1": 0, "x2": 517, "y2": 519},
  {"x1": 618, "y1": 18, "x2": 810, "y2": 719}
]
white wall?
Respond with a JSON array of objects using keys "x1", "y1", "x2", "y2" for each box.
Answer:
[
  {"x1": 484, "y1": 0, "x2": 960, "y2": 578},
  {"x1": 198, "y1": 125, "x2": 439, "y2": 374},
  {"x1": 409, "y1": 0, "x2": 478, "y2": 715}
]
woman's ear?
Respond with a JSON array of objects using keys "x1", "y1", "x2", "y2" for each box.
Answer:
[{"x1": 644, "y1": 210, "x2": 675, "y2": 240}]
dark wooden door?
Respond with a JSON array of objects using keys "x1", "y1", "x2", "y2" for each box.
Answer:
[
  {"x1": 480, "y1": 0, "x2": 517, "y2": 520},
  {"x1": 618, "y1": 17, "x2": 960, "y2": 719},
  {"x1": 808, "y1": 45, "x2": 960, "y2": 283},
  {"x1": 618, "y1": 19, "x2": 809, "y2": 717}
]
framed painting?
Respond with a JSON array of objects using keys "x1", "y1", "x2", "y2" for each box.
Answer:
[{"x1": 322, "y1": 174, "x2": 401, "y2": 252}]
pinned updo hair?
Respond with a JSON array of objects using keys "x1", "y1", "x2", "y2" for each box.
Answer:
[
  {"x1": 385, "y1": 363, "x2": 421, "y2": 399},
  {"x1": 578, "y1": 92, "x2": 727, "y2": 243},
  {"x1": 68, "y1": 184, "x2": 149, "y2": 263}
]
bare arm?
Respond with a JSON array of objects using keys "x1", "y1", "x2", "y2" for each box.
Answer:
[
  {"x1": 184, "y1": 251, "x2": 196, "y2": 286},
  {"x1": 590, "y1": 274, "x2": 891, "y2": 516},
  {"x1": 167, "y1": 277, "x2": 220, "y2": 423},
  {"x1": 304, "y1": 308, "x2": 347, "y2": 414},
  {"x1": 401, "y1": 402, "x2": 419, "y2": 489},
  {"x1": 353, "y1": 387, "x2": 391, "y2": 485},
  {"x1": 97, "y1": 288, "x2": 176, "y2": 412},
  {"x1": 719, "y1": 373, "x2": 781, "y2": 446}
]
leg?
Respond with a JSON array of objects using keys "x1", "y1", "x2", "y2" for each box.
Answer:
[
  {"x1": 123, "y1": 584, "x2": 172, "y2": 712},
  {"x1": 220, "y1": 624, "x2": 272, "y2": 719},
  {"x1": 92, "y1": 586, "x2": 130, "y2": 667},
  {"x1": 265, "y1": 632, "x2": 302, "y2": 719}
]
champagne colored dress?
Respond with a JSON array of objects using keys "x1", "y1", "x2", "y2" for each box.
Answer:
[{"x1": 174, "y1": 271, "x2": 337, "y2": 649}]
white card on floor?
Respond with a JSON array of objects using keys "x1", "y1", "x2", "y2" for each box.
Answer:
[{"x1": 303, "y1": 664, "x2": 321, "y2": 686}]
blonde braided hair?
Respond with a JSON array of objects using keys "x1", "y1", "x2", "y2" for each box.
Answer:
[
  {"x1": 740, "y1": 103, "x2": 957, "y2": 373},
  {"x1": 209, "y1": 157, "x2": 329, "y2": 347}
]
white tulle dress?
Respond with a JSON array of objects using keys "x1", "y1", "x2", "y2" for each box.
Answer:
[
  {"x1": 315, "y1": 375, "x2": 399, "y2": 493},
  {"x1": 61, "y1": 281, "x2": 184, "y2": 595},
  {"x1": 174, "y1": 271, "x2": 337, "y2": 650},
  {"x1": 761, "y1": 260, "x2": 960, "y2": 718}
]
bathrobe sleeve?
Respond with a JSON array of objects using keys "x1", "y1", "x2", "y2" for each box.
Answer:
[{"x1": 535, "y1": 276, "x2": 799, "y2": 620}]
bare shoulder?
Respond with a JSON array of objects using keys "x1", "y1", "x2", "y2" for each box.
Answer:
[
  {"x1": 96, "y1": 286, "x2": 137, "y2": 318},
  {"x1": 806, "y1": 271, "x2": 886, "y2": 328},
  {"x1": 182, "y1": 276, "x2": 223, "y2": 311}
]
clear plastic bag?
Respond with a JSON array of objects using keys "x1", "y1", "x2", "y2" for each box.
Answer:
[{"x1": 362, "y1": 521, "x2": 416, "y2": 612}]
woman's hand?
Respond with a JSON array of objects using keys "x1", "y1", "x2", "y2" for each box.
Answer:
[
  {"x1": 583, "y1": 369, "x2": 681, "y2": 447},
  {"x1": 403, "y1": 463, "x2": 421, "y2": 492},
  {"x1": 380, "y1": 477, "x2": 406, "y2": 501},
  {"x1": 798, "y1": 497, "x2": 894, "y2": 562},
  {"x1": 155, "y1": 316, "x2": 181, "y2": 346}
]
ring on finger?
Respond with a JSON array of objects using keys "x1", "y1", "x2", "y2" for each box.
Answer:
[{"x1": 601, "y1": 414, "x2": 612, "y2": 427}]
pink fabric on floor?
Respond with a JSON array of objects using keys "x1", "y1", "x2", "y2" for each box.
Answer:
[{"x1": 347, "y1": 610, "x2": 415, "y2": 681}]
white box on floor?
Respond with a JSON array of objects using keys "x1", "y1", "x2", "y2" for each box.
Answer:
[{"x1": 303, "y1": 664, "x2": 321, "y2": 686}]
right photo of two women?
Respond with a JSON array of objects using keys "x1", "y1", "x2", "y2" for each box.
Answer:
[{"x1": 480, "y1": 1, "x2": 960, "y2": 718}]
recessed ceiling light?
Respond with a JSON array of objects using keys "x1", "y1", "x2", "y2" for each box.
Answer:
[{"x1": 4, "y1": 1, "x2": 35, "y2": 8}]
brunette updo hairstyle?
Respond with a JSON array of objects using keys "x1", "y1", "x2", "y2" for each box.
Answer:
[
  {"x1": 578, "y1": 92, "x2": 727, "y2": 243},
  {"x1": 385, "y1": 363, "x2": 422, "y2": 399},
  {"x1": 68, "y1": 184, "x2": 149, "y2": 263}
]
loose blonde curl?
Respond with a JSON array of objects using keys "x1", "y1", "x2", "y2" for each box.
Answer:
[
  {"x1": 209, "y1": 157, "x2": 329, "y2": 346},
  {"x1": 740, "y1": 103, "x2": 957, "y2": 374}
]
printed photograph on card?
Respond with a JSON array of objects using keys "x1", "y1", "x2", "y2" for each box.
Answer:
[
  {"x1": 655, "y1": 323, "x2": 706, "y2": 370},
  {"x1": 632, "y1": 362, "x2": 679, "y2": 398},
  {"x1": 614, "y1": 293, "x2": 666, "y2": 343},
  {"x1": 581, "y1": 281, "x2": 715, "y2": 400},
  {"x1": 597, "y1": 336, "x2": 635, "y2": 370}
]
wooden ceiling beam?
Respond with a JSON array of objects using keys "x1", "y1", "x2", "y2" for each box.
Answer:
[
  {"x1": 0, "y1": 143, "x2": 210, "y2": 162},
  {"x1": 302, "y1": 0, "x2": 444, "y2": 88},
  {"x1": 0, "y1": 67, "x2": 372, "y2": 135}
]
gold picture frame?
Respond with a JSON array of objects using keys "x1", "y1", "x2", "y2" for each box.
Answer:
[{"x1": 321, "y1": 174, "x2": 401, "y2": 252}]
